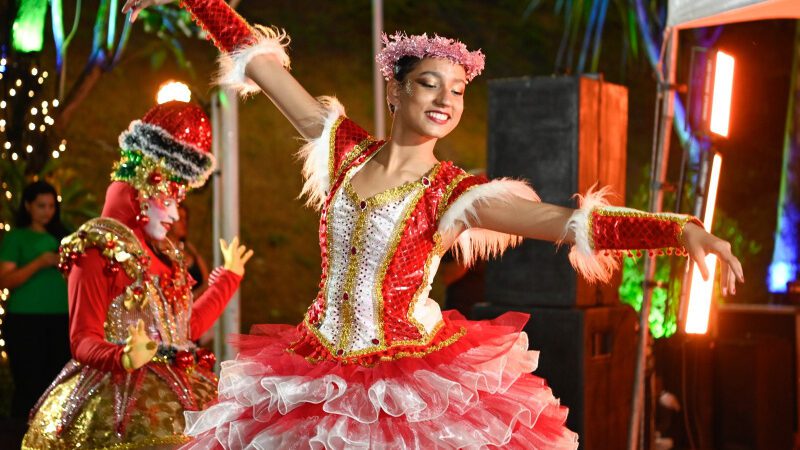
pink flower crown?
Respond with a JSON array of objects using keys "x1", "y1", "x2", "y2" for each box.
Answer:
[{"x1": 376, "y1": 32, "x2": 485, "y2": 83}]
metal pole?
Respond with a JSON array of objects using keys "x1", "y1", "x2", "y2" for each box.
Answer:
[
  {"x1": 212, "y1": 88, "x2": 241, "y2": 363},
  {"x1": 628, "y1": 28, "x2": 678, "y2": 450},
  {"x1": 210, "y1": 92, "x2": 223, "y2": 364},
  {"x1": 372, "y1": 0, "x2": 385, "y2": 138}
]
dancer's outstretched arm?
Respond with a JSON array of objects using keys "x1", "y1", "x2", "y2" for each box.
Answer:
[
  {"x1": 457, "y1": 191, "x2": 744, "y2": 295},
  {"x1": 122, "y1": 0, "x2": 324, "y2": 139}
]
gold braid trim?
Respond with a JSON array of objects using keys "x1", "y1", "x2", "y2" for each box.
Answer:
[
  {"x1": 327, "y1": 116, "x2": 346, "y2": 183},
  {"x1": 435, "y1": 172, "x2": 470, "y2": 222},
  {"x1": 59, "y1": 218, "x2": 147, "y2": 279}
]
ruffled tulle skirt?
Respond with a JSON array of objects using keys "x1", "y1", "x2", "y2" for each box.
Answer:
[{"x1": 181, "y1": 311, "x2": 578, "y2": 449}]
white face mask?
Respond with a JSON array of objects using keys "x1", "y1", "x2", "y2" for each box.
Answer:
[{"x1": 143, "y1": 197, "x2": 179, "y2": 241}]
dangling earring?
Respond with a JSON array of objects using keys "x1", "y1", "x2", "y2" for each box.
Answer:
[
  {"x1": 388, "y1": 103, "x2": 396, "y2": 116},
  {"x1": 137, "y1": 200, "x2": 150, "y2": 226}
]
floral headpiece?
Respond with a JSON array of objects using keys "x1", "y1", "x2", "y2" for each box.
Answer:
[
  {"x1": 112, "y1": 101, "x2": 215, "y2": 225},
  {"x1": 376, "y1": 32, "x2": 485, "y2": 83}
]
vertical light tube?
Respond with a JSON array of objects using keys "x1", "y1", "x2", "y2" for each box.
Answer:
[
  {"x1": 685, "y1": 153, "x2": 722, "y2": 334},
  {"x1": 709, "y1": 51, "x2": 735, "y2": 137}
]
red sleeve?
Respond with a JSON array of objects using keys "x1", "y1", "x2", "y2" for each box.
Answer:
[
  {"x1": 330, "y1": 118, "x2": 373, "y2": 183},
  {"x1": 68, "y1": 248, "x2": 127, "y2": 373},
  {"x1": 190, "y1": 267, "x2": 242, "y2": 340}
]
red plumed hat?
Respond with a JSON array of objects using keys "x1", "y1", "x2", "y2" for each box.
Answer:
[{"x1": 117, "y1": 101, "x2": 216, "y2": 188}]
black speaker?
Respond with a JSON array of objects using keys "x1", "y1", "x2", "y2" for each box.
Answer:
[
  {"x1": 485, "y1": 76, "x2": 627, "y2": 308},
  {"x1": 711, "y1": 305, "x2": 798, "y2": 450},
  {"x1": 472, "y1": 302, "x2": 637, "y2": 450}
]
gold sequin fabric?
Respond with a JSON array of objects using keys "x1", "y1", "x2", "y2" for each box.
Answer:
[{"x1": 23, "y1": 364, "x2": 216, "y2": 450}]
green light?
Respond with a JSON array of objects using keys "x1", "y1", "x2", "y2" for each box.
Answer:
[
  {"x1": 619, "y1": 255, "x2": 678, "y2": 339},
  {"x1": 12, "y1": 0, "x2": 49, "y2": 53}
]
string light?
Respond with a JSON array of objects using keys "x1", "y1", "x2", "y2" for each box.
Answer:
[
  {"x1": 0, "y1": 60, "x2": 69, "y2": 164},
  {"x1": 0, "y1": 289, "x2": 6, "y2": 361}
]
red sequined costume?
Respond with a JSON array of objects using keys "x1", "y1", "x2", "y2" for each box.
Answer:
[
  {"x1": 181, "y1": 101, "x2": 574, "y2": 449},
  {"x1": 23, "y1": 103, "x2": 242, "y2": 450}
]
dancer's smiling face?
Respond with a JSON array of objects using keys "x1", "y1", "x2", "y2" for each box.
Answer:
[{"x1": 388, "y1": 57, "x2": 466, "y2": 140}]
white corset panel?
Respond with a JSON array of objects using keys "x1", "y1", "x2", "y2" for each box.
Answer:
[{"x1": 316, "y1": 172, "x2": 438, "y2": 354}]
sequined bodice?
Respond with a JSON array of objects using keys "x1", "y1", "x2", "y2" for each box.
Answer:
[
  {"x1": 309, "y1": 164, "x2": 444, "y2": 357},
  {"x1": 105, "y1": 274, "x2": 195, "y2": 351},
  {"x1": 59, "y1": 217, "x2": 196, "y2": 350}
]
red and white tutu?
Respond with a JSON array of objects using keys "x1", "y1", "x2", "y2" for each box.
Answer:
[{"x1": 181, "y1": 311, "x2": 578, "y2": 449}]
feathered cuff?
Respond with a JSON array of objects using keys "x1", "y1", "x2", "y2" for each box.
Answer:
[
  {"x1": 180, "y1": 0, "x2": 290, "y2": 96},
  {"x1": 296, "y1": 97, "x2": 347, "y2": 210},
  {"x1": 215, "y1": 25, "x2": 291, "y2": 96},
  {"x1": 438, "y1": 178, "x2": 540, "y2": 267},
  {"x1": 564, "y1": 186, "x2": 702, "y2": 283}
]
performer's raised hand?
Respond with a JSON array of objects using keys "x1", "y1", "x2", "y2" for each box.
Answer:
[
  {"x1": 122, "y1": 319, "x2": 158, "y2": 371},
  {"x1": 220, "y1": 236, "x2": 254, "y2": 277},
  {"x1": 121, "y1": 0, "x2": 174, "y2": 22},
  {"x1": 681, "y1": 222, "x2": 745, "y2": 296}
]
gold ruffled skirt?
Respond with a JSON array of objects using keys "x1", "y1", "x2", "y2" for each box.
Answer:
[{"x1": 23, "y1": 364, "x2": 216, "y2": 450}]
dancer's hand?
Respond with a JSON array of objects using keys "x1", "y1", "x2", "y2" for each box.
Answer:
[
  {"x1": 122, "y1": 319, "x2": 158, "y2": 371},
  {"x1": 220, "y1": 236, "x2": 254, "y2": 277},
  {"x1": 121, "y1": 0, "x2": 174, "y2": 22},
  {"x1": 681, "y1": 223, "x2": 745, "y2": 296}
]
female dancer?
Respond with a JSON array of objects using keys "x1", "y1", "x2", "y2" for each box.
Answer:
[
  {"x1": 124, "y1": 2, "x2": 743, "y2": 448},
  {"x1": 23, "y1": 101, "x2": 253, "y2": 449}
]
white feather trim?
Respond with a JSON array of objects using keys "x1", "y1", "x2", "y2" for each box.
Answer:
[
  {"x1": 439, "y1": 178, "x2": 540, "y2": 267},
  {"x1": 563, "y1": 185, "x2": 620, "y2": 284},
  {"x1": 295, "y1": 96, "x2": 346, "y2": 210},
  {"x1": 216, "y1": 26, "x2": 291, "y2": 97}
]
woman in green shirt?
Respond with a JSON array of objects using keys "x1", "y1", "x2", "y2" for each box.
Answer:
[{"x1": 0, "y1": 181, "x2": 70, "y2": 421}]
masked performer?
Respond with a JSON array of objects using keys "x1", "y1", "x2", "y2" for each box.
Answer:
[
  {"x1": 22, "y1": 101, "x2": 253, "y2": 450},
  {"x1": 123, "y1": 2, "x2": 744, "y2": 448}
]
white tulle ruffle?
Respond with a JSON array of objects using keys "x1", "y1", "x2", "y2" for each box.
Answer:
[{"x1": 182, "y1": 313, "x2": 578, "y2": 449}]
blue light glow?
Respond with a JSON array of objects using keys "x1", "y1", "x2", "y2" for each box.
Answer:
[{"x1": 769, "y1": 261, "x2": 794, "y2": 293}]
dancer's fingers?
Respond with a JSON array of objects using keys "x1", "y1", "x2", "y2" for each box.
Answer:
[{"x1": 241, "y1": 249, "x2": 255, "y2": 265}]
